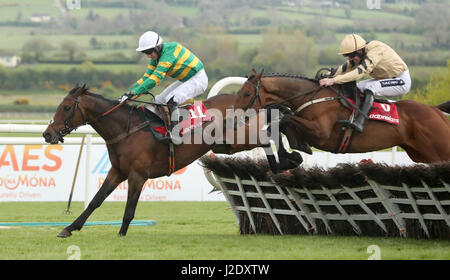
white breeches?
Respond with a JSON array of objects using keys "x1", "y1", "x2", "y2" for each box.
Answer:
[
  {"x1": 357, "y1": 70, "x2": 411, "y2": 97},
  {"x1": 154, "y1": 69, "x2": 208, "y2": 104}
]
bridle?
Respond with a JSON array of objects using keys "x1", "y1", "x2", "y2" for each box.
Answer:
[
  {"x1": 242, "y1": 80, "x2": 263, "y2": 110},
  {"x1": 48, "y1": 92, "x2": 146, "y2": 143},
  {"x1": 48, "y1": 96, "x2": 89, "y2": 142}
]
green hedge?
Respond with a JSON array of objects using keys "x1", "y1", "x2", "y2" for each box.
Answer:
[{"x1": 0, "y1": 67, "x2": 139, "y2": 90}]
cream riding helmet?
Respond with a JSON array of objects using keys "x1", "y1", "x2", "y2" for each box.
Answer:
[
  {"x1": 136, "y1": 31, "x2": 163, "y2": 54},
  {"x1": 338, "y1": 34, "x2": 366, "y2": 56}
]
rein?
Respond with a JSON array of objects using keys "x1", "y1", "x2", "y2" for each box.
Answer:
[
  {"x1": 244, "y1": 79, "x2": 324, "y2": 112},
  {"x1": 269, "y1": 86, "x2": 323, "y2": 109},
  {"x1": 49, "y1": 93, "x2": 144, "y2": 142}
]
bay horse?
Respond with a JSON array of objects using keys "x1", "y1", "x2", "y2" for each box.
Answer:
[
  {"x1": 233, "y1": 70, "x2": 450, "y2": 163},
  {"x1": 43, "y1": 85, "x2": 297, "y2": 237}
]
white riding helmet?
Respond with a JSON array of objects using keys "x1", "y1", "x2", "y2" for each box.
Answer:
[{"x1": 136, "y1": 31, "x2": 163, "y2": 52}]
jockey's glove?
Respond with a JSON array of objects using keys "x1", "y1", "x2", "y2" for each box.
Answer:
[
  {"x1": 167, "y1": 96, "x2": 178, "y2": 107},
  {"x1": 118, "y1": 93, "x2": 134, "y2": 103}
]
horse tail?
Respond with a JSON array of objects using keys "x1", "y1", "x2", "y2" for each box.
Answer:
[{"x1": 436, "y1": 101, "x2": 450, "y2": 114}]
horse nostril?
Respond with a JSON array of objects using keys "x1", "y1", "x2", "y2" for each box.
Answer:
[{"x1": 43, "y1": 132, "x2": 51, "y2": 141}]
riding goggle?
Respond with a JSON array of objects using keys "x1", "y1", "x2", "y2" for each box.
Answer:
[
  {"x1": 343, "y1": 51, "x2": 358, "y2": 58},
  {"x1": 142, "y1": 48, "x2": 155, "y2": 55}
]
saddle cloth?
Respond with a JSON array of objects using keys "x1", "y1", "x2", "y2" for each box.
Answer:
[
  {"x1": 345, "y1": 97, "x2": 399, "y2": 125},
  {"x1": 140, "y1": 102, "x2": 212, "y2": 139},
  {"x1": 178, "y1": 102, "x2": 213, "y2": 136}
]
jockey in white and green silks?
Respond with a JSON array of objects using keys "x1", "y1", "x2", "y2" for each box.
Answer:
[{"x1": 120, "y1": 31, "x2": 208, "y2": 106}]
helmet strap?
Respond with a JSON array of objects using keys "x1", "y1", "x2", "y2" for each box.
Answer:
[{"x1": 154, "y1": 43, "x2": 163, "y2": 60}]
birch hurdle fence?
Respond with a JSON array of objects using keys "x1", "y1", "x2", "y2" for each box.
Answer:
[{"x1": 201, "y1": 156, "x2": 450, "y2": 239}]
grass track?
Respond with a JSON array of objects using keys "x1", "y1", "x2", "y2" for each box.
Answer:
[{"x1": 0, "y1": 202, "x2": 449, "y2": 260}]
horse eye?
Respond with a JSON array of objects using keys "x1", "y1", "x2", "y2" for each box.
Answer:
[
  {"x1": 64, "y1": 105, "x2": 71, "y2": 111},
  {"x1": 244, "y1": 92, "x2": 251, "y2": 97}
]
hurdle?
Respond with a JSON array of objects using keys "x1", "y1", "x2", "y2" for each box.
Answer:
[{"x1": 201, "y1": 156, "x2": 450, "y2": 239}]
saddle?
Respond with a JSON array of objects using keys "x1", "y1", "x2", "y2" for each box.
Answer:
[
  {"x1": 332, "y1": 82, "x2": 399, "y2": 154},
  {"x1": 136, "y1": 103, "x2": 187, "y2": 176},
  {"x1": 137, "y1": 103, "x2": 189, "y2": 144},
  {"x1": 137, "y1": 102, "x2": 214, "y2": 143}
]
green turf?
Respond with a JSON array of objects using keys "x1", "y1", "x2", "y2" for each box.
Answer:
[{"x1": 0, "y1": 202, "x2": 449, "y2": 260}]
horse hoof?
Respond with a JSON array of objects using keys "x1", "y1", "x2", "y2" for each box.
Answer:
[{"x1": 57, "y1": 228, "x2": 72, "y2": 238}]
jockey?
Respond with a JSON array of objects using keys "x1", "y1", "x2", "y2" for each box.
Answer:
[
  {"x1": 319, "y1": 34, "x2": 411, "y2": 133},
  {"x1": 120, "y1": 31, "x2": 208, "y2": 133}
]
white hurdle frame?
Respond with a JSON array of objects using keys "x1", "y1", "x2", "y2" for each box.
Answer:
[{"x1": 211, "y1": 169, "x2": 450, "y2": 238}]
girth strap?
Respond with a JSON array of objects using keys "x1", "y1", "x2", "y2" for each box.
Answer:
[
  {"x1": 168, "y1": 142, "x2": 175, "y2": 176},
  {"x1": 335, "y1": 127, "x2": 354, "y2": 154},
  {"x1": 105, "y1": 121, "x2": 151, "y2": 145},
  {"x1": 295, "y1": 97, "x2": 336, "y2": 114}
]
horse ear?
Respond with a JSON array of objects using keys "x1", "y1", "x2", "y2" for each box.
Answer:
[
  {"x1": 256, "y1": 69, "x2": 264, "y2": 80},
  {"x1": 248, "y1": 69, "x2": 257, "y2": 79},
  {"x1": 80, "y1": 83, "x2": 89, "y2": 94}
]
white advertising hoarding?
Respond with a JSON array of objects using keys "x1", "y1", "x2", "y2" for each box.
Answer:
[
  {"x1": 0, "y1": 143, "x2": 224, "y2": 202},
  {"x1": 0, "y1": 142, "x2": 414, "y2": 202}
]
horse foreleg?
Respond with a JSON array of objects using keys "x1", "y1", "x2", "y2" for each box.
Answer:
[
  {"x1": 262, "y1": 132, "x2": 304, "y2": 173},
  {"x1": 57, "y1": 167, "x2": 125, "y2": 238},
  {"x1": 118, "y1": 171, "x2": 146, "y2": 236},
  {"x1": 280, "y1": 120, "x2": 312, "y2": 154}
]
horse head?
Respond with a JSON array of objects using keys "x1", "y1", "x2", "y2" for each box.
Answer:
[
  {"x1": 234, "y1": 69, "x2": 266, "y2": 110},
  {"x1": 43, "y1": 84, "x2": 90, "y2": 144}
]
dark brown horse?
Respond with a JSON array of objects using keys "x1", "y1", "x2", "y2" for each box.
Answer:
[
  {"x1": 43, "y1": 85, "x2": 296, "y2": 237},
  {"x1": 233, "y1": 70, "x2": 450, "y2": 163}
]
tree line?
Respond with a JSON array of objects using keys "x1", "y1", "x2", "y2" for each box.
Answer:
[
  {"x1": 3, "y1": 26, "x2": 442, "y2": 95},
  {"x1": 0, "y1": 65, "x2": 138, "y2": 91}
]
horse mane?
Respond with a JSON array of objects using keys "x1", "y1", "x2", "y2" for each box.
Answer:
[
  {"x1": 69, "y1": 85, "x2": 132, "y2": 108},
  {"x1": 262, "y1": 72, "x2": 319, "y2": 84},
  {"x1": 246, "y1": 72, "x2": 319, "y2": 84}
]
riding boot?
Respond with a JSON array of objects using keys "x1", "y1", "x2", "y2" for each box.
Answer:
[
  {"x1": 167, "y1": 98, "x2": 182, "y2": 145},
  {"x1": 339, "y1": 89, "x2": 374, "y2": 133}
]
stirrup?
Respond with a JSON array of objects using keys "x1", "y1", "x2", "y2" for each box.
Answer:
[
  {"x1": 168, "y1": 121, "x2": 183, "y2": 145},
  {"x1": 337, "y1": 120, "x2": 363, "y2": 133}
]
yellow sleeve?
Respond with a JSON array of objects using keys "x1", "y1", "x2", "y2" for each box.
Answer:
[{"x1": 129, "y1": 63, "x2": 156, "y2": 93}]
